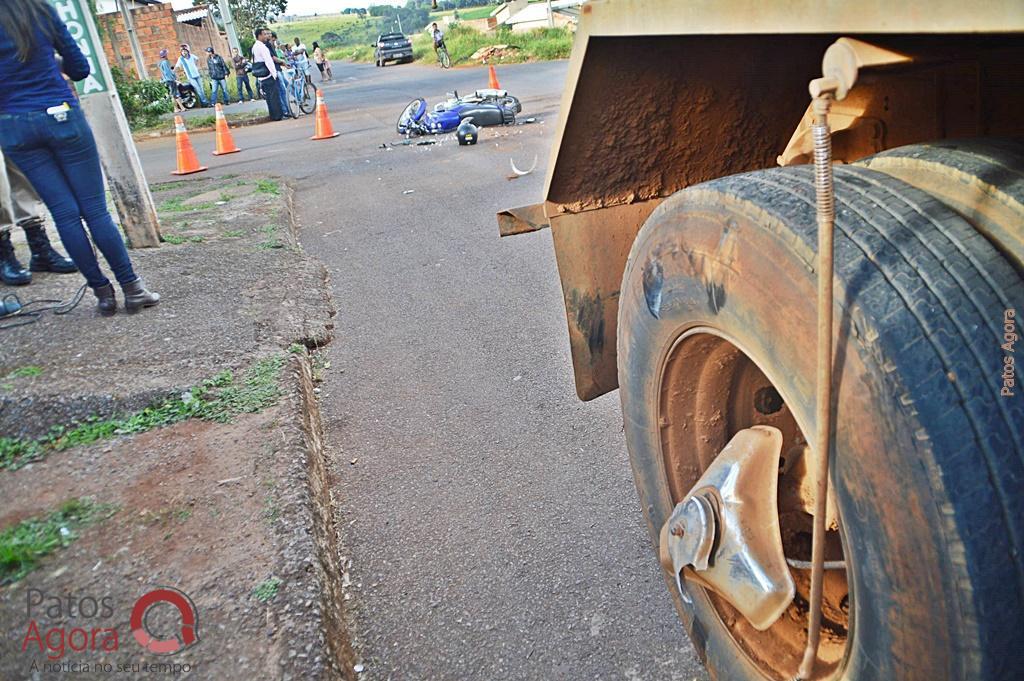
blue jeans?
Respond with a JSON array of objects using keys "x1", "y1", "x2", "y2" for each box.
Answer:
[
  {"x1": 236, "y1": 74, "x2": 254, "y2": 102},
  {"x1": 277, "y1": 70, "x2": 292, "y2": 116},
  {"x1": 211, "y1": 78, "x2": 229, "y2": 105},
  {"x1": 0, "y1": 107, "x2": 137, "y2": 289},
  {"x1": 187, "y1": 76, "x2": 209, "y2": 105}
]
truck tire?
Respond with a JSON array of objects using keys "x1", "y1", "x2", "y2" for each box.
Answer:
[
  {"x1": 617, "y1": 164, "x2": 1024, "y2": 680},
  {"x1": 857, "y1": 139, "x2": 1024, "y2": 275}
]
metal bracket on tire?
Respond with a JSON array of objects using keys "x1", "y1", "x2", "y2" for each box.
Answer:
[{"x1": 659, "y1": 426, "x2": 796, "y2": 631}]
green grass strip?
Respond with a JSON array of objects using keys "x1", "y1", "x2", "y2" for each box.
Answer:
[
  {"x1": 0, "y1": 498, "x2": 116, "y2": 584},
  {"x1": 0, "y1": 355, "x2": 286, "y2": 471}
]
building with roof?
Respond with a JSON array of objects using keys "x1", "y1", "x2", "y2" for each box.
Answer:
[
  {"x1": 96, "y1": 1, "x2": 233, "y2": 79},
  {"x1": 488, "y1": 0, "x2": 580, "y2": 33}
]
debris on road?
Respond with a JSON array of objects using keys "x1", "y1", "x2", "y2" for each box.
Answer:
[
  {"x1": 470, "y1": 45, "x2": 520, "y2": 63},
  {"x1": 508, "y1": 154, "x2": 539, "y2": 180}
]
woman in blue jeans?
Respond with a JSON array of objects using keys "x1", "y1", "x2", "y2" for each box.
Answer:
[{"x1": 0, "y1": 0, "x2": 159, "y2": 314}]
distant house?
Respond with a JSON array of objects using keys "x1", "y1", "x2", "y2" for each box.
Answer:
[
  {"x1": 95, "y1": 0, "x2": 163, "y2": 12},
  {"x1": 488, "y1": 0, "x2": 580, "y2": 33},
  {"x1": 95, "y1": 1, "x2": 233, "y2": 79}
]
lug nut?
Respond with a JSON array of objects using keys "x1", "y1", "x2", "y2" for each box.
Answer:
[{"x1": 671, "y1": 525, "x2": 685, "y2": 537}]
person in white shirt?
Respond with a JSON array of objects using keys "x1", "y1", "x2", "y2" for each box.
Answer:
[
  {"x1": 431, "y1": 23, "x2": 445, "y2": 53},
  {"x1": 292, "y1": 37, "x2": 312, "y2": 84},
  {"x1": 251, "y1": 27, "x2": 283, "y2": 121},
  {"x1": 174, "y1": 44, "x2": 209, "y2": 107}
]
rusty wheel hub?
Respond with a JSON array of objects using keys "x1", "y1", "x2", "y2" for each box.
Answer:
[{"x1": 658, "y1": 329, "x2": 851, "y2": 680}]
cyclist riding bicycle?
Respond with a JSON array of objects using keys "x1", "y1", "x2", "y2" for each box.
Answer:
[{"x1": 431, "y1": 22, "x2": 446, "y2": 54}]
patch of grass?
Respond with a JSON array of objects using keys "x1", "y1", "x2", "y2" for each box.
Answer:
[
  {"x1": 256, "y1": 238, "x2": 283, "y2": 250},
  {"x1": 287, "y1": 343, "x2": 305, "y2": 355},
  {"x1": 252, "y1": 576, "x2": 282, "y2": 603},
  {"x1": 186, "y1": 114, "x2": 217, "y2": 129},
  {"x1": 273, "y1": 13, "x2": 362, "y2": 47},
  {"x1": 255, "y1": 179, "x2": 280, "y2": 195},
  {"x1": 162, "y1": 234, "x2": 186, "y2": 245},
  {"x1": 158, "y1": 197, "x2": 186, "y2": 212},
  {"x1": 223, "y1": 229, "x2": 244, "y2": 238},
  {"x1": 198, "y1": 355, "x2": 285, "y2": 422},
  {"x1": 341, "y1": 23, "x2": 574, "y2": 66},
  {"x1": 6, "y1": 366, "x2": 42, "y2": 379},
  {"x1": 263, "y1": 496, "x2": 280, "y2": 522},
  {"x1": 151, "y1": 180, "x2": 188, "y2": 192},
  {"x1": 0, "y1": 499, "x2": 115, "y2": 584},
  {"x1": 453, "y1": 6, "x2": 495, "y2": 21},
  {"x1": 188, "y1": 235, "x2": 205, "y2": 244},
  {"x1": 139, "y1": 504, "x2": 193, "y2": 526},
  {"x1": 158, "y1": 198, "x2": 214, "y2": 216},
  {"x1": 0, "y1": 357, "x2": 286, "y2": 470}
]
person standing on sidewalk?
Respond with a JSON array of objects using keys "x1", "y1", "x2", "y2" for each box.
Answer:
[
  {"x1": 269, "y1": 33, "x2": 293, "y2": 118},
  {"x1": 0, "y1": 0, "x2": 159, "y2": 314},
  {"x1": 231, "y1": 47, "x2": 254, "y2": 103},
  {"x1": 158, "y1": 49, "x2": 184, "y2": 113},
  {"x1": 1, "y1": 152, "x2": 77, "y2": 285},
  {"x1": 205, "y1": 46, "x2": 230, "y2": 107},
  {"x1": 175, "y1": 44, "x2": 209, "y2": 107},
  {"x1": 158, "y1": 49, "x2": 176, "y2": 99},
  {"x1": 251, "y1": 27, "x2": 282, "y2": 121}
]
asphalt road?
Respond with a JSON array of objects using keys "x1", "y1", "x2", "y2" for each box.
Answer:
[{"x1": 136, "y1": 59, "x2": 708, "y2": 681}]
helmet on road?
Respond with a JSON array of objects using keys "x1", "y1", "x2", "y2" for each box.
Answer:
[{"x1": 457, "y1": 118, "x2": 478, "y2": 146}]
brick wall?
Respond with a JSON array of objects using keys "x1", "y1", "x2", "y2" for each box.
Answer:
[{"x1": 98, "y1": 4, "x2": 232, "y2": 80}]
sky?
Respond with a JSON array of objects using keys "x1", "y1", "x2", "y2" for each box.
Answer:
[{"x1": 169, "y1": 0, "x2": 405, "y2": 16}]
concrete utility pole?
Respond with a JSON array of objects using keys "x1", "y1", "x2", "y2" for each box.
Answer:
[
  {"x1": 548, "y1": 0, "x2": 555, "y2": 28},
  {"x1": 217, "y1": 0, "x2": 242, "y2": 55},
  {"x1": 116, "y1": 0, "x2": 148, "y2": 79},
  {"x1": 47, "y1": 0, "x2": 162, "y2": 248}
]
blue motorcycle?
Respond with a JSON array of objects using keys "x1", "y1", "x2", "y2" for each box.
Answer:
[{"x1": 397, "y1": 90, "x2": 519, "y2": 136}]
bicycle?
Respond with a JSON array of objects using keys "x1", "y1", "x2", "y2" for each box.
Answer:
[
  {"x1": 435, "y1": 41, "x2": 451, "y2": 69},
  {"x1": 281, "y1": 66, "x2": 315, "y2": 116}
]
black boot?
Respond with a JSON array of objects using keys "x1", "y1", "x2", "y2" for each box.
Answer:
[
  {"x1": 0, "y1": 231, "x2": 31, "y2": 286},
  {"x1": 23, "y1": 220, "x2": 77, "y2": 273},
  {"x1": 121, "y1": 278, "x2": 160, "y2": 311},
  {"x1": 94, "y1": 282, "x2": 116, "y2": 316}
]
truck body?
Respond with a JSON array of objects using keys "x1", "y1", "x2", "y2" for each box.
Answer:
[{"x1": 500, "y1": 2, "x2": 1024, "y2": 679}]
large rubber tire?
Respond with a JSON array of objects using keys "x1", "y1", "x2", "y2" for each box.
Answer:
[
  {"x1": 857, "y1": 139, "x2": 1024, "y2": 276},
  {"x1": 618, "y1": 164, "x2": 1024, "y2": 680}
]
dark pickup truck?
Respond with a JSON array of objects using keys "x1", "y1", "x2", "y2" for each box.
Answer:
[{"x1": 374, "y1": 33, "x2": 413, "y2": 67}]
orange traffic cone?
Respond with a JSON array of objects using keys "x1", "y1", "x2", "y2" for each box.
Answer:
[
  {"x1": 211, "y1": 103, "x2": 240, "y2": 156},
  {"x1": 488, "y1": 64, "x2": 500, "y2": 90},
  {"x1": 171, "y1": 116, "x2": 207, "y2": 175},
  {"x1": 310, "y1": 90, "x2": 339, "y2": 140}
]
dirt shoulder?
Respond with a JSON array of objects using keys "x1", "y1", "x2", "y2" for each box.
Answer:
[{"x1": 0, "y1": 177, "x2": 354, "y2": 680}]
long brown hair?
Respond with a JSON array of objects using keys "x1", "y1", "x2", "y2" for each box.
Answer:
[{"x1": 0, "y1": 0, "x2": 60, "y2": 62}]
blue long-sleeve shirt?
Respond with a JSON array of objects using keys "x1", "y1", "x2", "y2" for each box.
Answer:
[
  {"x1": 0, "y1": 4, "x2": 90, "y2": 113},
  {"x1": 159, "y1": 58, "x2": 175, "y2": 82}
]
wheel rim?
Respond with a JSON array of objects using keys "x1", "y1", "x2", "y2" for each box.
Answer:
[{"x1": 658, "y1": 327, "x2": 853, "y2": 681}]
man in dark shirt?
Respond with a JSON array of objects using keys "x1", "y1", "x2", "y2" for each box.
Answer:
[
  {"x1": 205, "y1": 46, "x2": 230, "y2": 106},
  {"x1": 231, "y1": 47, "x2": 255, "y2": 103}
]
